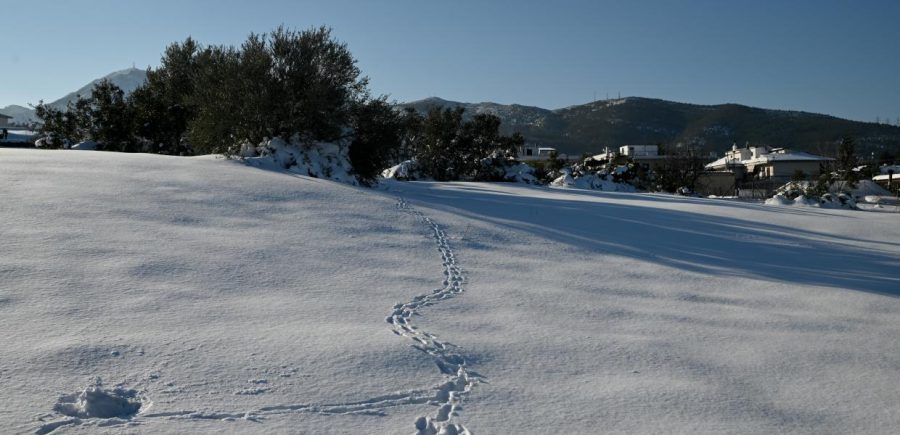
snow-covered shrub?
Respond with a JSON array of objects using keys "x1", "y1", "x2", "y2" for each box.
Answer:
[
  {"x1": 819, "y1": 192, "x2": 857, "y2": 209},
  {"x1": 767, "y1": 180, "x2": 859, "y2": 209},
  {"x1": 550, "y1": 166, "x2": 637, "y2": 192},
  {"x1": 382, "y1": 158, "x2": 539, "y2": 184},
  {"x1": 242, "y1": 137, "x2": 358, "y2": 185},
  {"x1": 774, "y1": 181, "x2": 814, "y2": 200},
  {"x1": 675, "y1": 186, "x2": 694, "y2": 196},
  {"x1": 476, "y1": 157, "x2": 540, "y2": 184},
  {"x1": 382, "y1": 160, "x2": 423, "y2": 180},
  {"x1": 500, "y1": 162, "x2": 539, "y2": 184}
]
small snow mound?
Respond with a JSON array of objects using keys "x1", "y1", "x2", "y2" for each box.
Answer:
[
  {"x1": 53, "y1": 386, "x2": 144, "y2": 419},
  {"x1": 819, "y1": 192, "x2": 856, "y2": 209},
  {"x1": 382, "y1": 160, "x2": 420, "y2": 180},
  {"x1": 765, "y1": 194, "x2": 792, "y2": 206},
  {"x1": 792, "y1": 195, "x2": 817, "y2": 207},
  {"x1": 851, "y1": 180, "x2": 891, "y2": 198}
]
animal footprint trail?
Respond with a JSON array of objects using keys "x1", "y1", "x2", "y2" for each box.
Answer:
[
  {"x1": 35, "y1": 198, "x2": 481, "y2": 435},
  {"x1": 391, "y1": 198, "x2": 480, "y2": 435}
]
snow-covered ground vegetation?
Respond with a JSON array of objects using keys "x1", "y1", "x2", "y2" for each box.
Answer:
[
  {"x1": 240, "y1": 137, "x2": 358, "y2": 185},
  {"x1": 550, "y1": 166, "x2": 637, "y2": 191},
  {"x1": 2, "y1": 148, "x2": 900, "y2": 434},
  {"x1": 382, "y1": 158, "x2": 538, "y2": 184},
  {"x1": 766, "y1": 179, "x2": 897, "y2": 211}
]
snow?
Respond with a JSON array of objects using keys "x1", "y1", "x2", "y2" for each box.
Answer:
[
  {"x1": 498, "y1": 162, "x2": 538, "y2": 184},
  {"x1": 746, "y1": 150, "x2": 832, "y2": 164},
  {"x1": 2, "y1": 149, "x2": 900, "y2": 434},
  {"x1": 382, "y1": 160, "x2": 420, "y2": 180},
  {"x1": 241, "y1": 137, "x2": 358, "y2": 185},
  {"x1": 705, "y1": 156, "x2": 733, "y2": 168},
  {"x1": 707, "y1": 149, "x2": 832, "y2": 170},
  {"x1": 766, "y1": 180, "x2": 894, "y2": 210},
  {"x1": 550, "y1": 168, "x2": 637, "y2": 191},
  {"x1": 53, "y1": 385, "x2": 145, "y2": 420},
  {"x1": 70, "y1": 141, "x2": 99, "y2": 151},
  {"x1": 380, "y1": 159, "x2": 539, "y2": 184},
  {"x1": 0, "y1": 129, "x2": 36, "y2": 144}
]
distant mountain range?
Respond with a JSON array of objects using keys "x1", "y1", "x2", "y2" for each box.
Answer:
[
  {"x1": 4, "y1": 68, "x2": 898, "y2": 158},
  {"x1": 1, "y1": 67, "x2": 147, "y2": 125},
  {"x1": 399, "y1": 97, "x2": 900, "y2": 157}
]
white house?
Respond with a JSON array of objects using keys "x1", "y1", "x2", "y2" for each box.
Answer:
[
  {"x1": 873, "y1": 165, "x2": 900, "y2": 192},
  {"x1": 705, "y1": 145, "x2": 832, "y2": 181},
  {"x1": 619, "y1": 144, "x2": 659, "y2": 157},
  {"x1": 0, "y1": 113, "x2": 11, "y2": 128},
  {"x1": 518, "y1": 144, "x2": 563, "y2": 161}
]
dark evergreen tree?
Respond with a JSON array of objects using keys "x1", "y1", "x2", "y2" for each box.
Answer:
[
  {"x1": 130, "y1": 38, "x2": 200, "y2": 154},
  {"x1": 36, "y1": 26, "x2": 405, "y2": 185},
  {"x1": 546, "y1": 150, "x2": 565, "y2": 173},
  {"x1": 88, "y1": 80, "x2": 135, "y2": 151},
  {"x1": 417, "y1": 107, "x2": 466, "y2": 181},
  {"x1": 397, "y1": 108, "x2": 424, "y2": 161},
  {"x1": 348, "y1": 98, "x2": 403, "y2": 184},
  {"x1": 268, "y1": 26, "x2": 368, "y2": 142},
  {"x1": 835, "y1": 136, "x2": 859, "y2": 187},
  {"x1": 187, "y1": 45, "x2": 243, "y2": 154}
]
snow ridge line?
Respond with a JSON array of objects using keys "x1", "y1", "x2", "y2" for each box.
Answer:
[{"x1": 390, "y1": 198, "x2": 480, "y2": 435}]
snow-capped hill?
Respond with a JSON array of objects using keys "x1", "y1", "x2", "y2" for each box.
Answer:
[
  {"x1": 398, "y1": 98, "x2": 553, "y2": 130},
  {"x1": 0, "y1": 104, "x2": 39, "y2": 125},
  {"x1": 3, "y1": 68, "x2": 149, "y2": 123},
  {"x1": 48, "y1": 67, "x2": 148, "y2": 110}
]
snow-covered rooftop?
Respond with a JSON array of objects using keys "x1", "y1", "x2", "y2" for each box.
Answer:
[
  {"x1": 707, "y1": 148, "x2": 832, "y2": 169},
  {"x1": 746, "y1": 150, "x2": 834, "y2": 164}
]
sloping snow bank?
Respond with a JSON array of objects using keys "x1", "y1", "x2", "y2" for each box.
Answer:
[
  {"x1": 852, "y1": 179, "x2": 892, "y2": 198},
  {"x1": 240, "y1": 137, "x2": 358, "y2": 185},
  {"x1": 550, "y1": 168, "x2": 636, "y2": 192},
  {"x1": 381, "y1": 159, "x2": 539, "y2": 184}
]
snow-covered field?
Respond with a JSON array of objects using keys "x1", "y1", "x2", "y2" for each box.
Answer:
[{"x1": 2, "y1": 149, "x2": 899, "y2": 434}]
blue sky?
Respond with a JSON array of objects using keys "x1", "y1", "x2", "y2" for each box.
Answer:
[{"x1": 2, "y1": 0, "x2": 898, "y2": 122}]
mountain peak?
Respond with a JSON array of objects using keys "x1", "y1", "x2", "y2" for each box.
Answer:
[{"x1": 48, "y1": 67, "x2": 148, "y2": 110}]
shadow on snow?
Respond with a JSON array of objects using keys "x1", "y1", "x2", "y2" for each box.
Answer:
[{"x1": 389, "y1": 182, "x2": 900, "y2": 298}]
